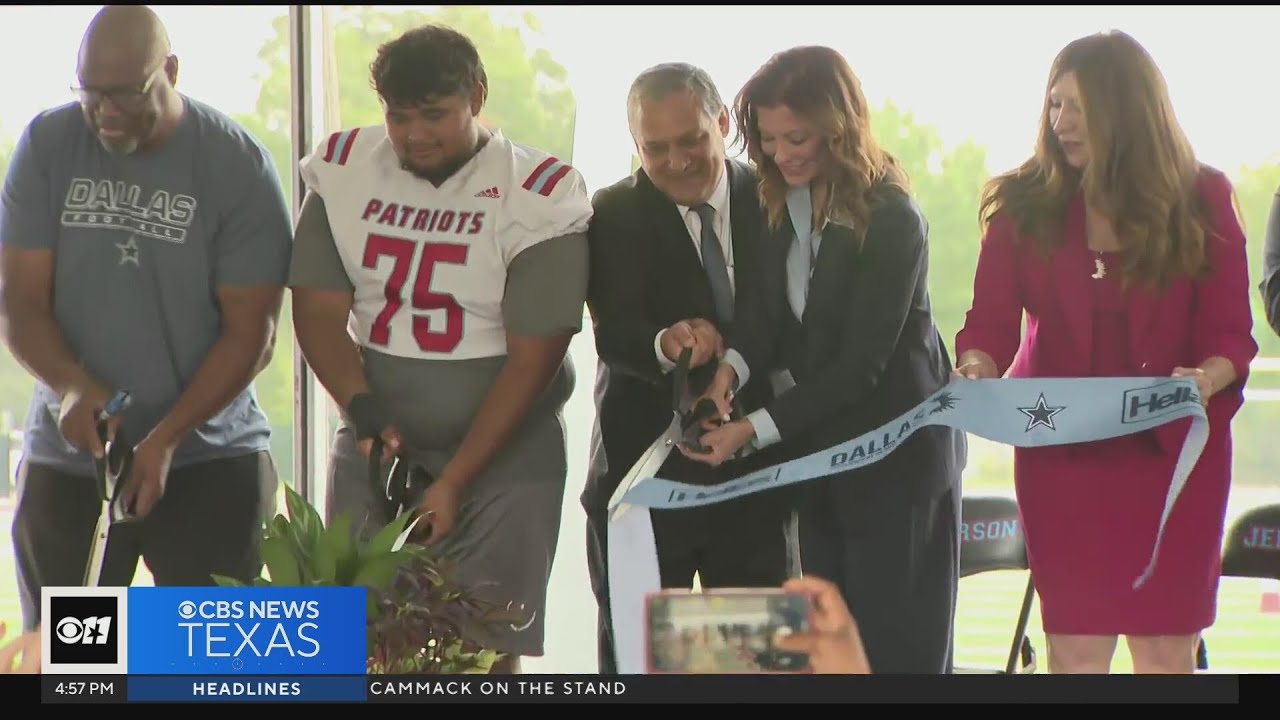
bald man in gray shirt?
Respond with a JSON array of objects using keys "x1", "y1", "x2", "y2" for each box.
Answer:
[{"x1": 0, "y1": 6, "x2": 289, "y2": 631}]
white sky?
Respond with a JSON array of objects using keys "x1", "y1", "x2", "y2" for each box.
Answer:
[
  {"x1": 2, "y1": 3, "x2": 1280, "y2": 190},
  {"x1": 1, "y1": 4, "x2": 1277, "y2": 188}
]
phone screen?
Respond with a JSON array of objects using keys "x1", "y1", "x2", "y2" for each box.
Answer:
[{"x1": 645, "y1": 590, "x2": 812, "y2": 674}]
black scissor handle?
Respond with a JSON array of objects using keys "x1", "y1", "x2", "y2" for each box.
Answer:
[
  {"x1": 684, "y1": 397, "x2": 720, "y2": 428},
  {"x1": 369, "y1": 435, "x2": 419, "y2": 523},
  {"x1": 674, "y1": 342, "x2": 736, "y2": 451},
  {"x1": 369, "y1": 435, "x2": 385, "y2": 492},
  {"x1": 93, "y1": 420, "x2": 134, "y2": 519},
  {"x1": 672, "y1": 346, "x2": 694, "y2": 414}
]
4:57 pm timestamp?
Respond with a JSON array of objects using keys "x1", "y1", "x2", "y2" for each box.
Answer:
[{"x1": 42, "y1": 676, "x2": 125, "y2": 703}]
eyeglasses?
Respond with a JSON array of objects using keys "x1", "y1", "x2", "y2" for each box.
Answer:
[{"x1": 71, "y1": 61, "x2": 165, "y2": 112}]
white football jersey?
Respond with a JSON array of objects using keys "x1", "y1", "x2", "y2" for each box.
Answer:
[{"x1": 299, "y1": 126, "x2": 592, "y2": 360}]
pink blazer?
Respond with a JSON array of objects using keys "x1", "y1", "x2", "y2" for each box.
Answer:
[{"x1": 954, "y1": 166, "x2": 1259, "y2": 456}]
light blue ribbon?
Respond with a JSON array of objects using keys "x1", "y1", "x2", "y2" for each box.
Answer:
[{"x1": 605, "y1": 375, "x2": 1208, "y2": 674}]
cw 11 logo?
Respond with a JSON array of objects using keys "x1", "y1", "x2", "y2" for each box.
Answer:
[{"x1": 42, "y1": 586, "x2": 368, "y2": 675}]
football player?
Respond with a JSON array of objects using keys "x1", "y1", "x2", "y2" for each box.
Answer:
[{"x1": 287, "y1": 24, "x2": 591, "y2": 673}]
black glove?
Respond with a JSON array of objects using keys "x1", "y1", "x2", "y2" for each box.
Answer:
[{"x1": 346, "y1": 392, "x2": 390, "y2": 442}]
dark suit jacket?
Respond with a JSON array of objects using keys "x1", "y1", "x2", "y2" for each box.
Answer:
[
  {"x1": 734, "y1": 182, "x2": 965, "y2": 502},
  {"x1": 583, "y1": 159, "x2": 784, "y2": 514}
]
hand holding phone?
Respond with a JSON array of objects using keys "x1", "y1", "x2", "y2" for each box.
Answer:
[
  {"x1": 645, "y1": 588, "x2": 812, "y2": 674},
  {"x1": 771, "y1": 576, "x2": 871, "y2": 674}
]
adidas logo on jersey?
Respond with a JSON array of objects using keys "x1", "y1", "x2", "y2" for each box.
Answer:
[{"x1": 474, "y1": 186, "x2": 501, "y2": 199}]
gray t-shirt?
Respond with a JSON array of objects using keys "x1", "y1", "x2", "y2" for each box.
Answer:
[{"x1": 0, "y1": 97, "x2": 293, "y2": 474}]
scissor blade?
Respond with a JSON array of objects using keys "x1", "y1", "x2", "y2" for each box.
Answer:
[
  {"x1": 83, "y1": 505, "x2": 112, "y2": 587},
  {"x1": 607, "y1": 414, "x2": 681, "y2": 518}
]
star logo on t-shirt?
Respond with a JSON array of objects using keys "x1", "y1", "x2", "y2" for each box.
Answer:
[
  {"x1": 1018, "y1": 393, "x2": 1065, "y2": 432},
  {"x1": 116, "y1": 236, "x2": 140, "y2": 266}
]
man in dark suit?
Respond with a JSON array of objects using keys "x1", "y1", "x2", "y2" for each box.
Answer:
[{"x1": 583, "y1": 63, "x2": 797, "y2": 674}]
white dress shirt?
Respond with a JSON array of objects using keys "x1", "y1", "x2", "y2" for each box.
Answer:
[
  {"x1": 654, "y1": 168, "x2": 734, "y2": 372},
  {"x1": 736, "y1": 186, "x2": 823, "y2": 450}
]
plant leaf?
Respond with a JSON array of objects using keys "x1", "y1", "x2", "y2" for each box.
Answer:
[
  {"x1": 465, "y1": 649, "x2": 499, "y2": 673},
  {"x1": 283, "y1": 482, "x2": 307, "y2": 527},
  {"x1": 358, "y1": 538, "x2": 510, "y2": 674},
  {"x1": 268, "y1": 513, "x2": 292, "y2": 540},
  {"x1": 260, "y1": 536, "x2": 301, "y2": 586},
  {"x1": 365, "y1": 511, "x2": 414, "y2": 558},
  {"x1": 311, "y1": 536, "x2": 337, "y2": 584},
  {"x1": 391, "y1": 514, "x2": 426, "y2": 552},
  {"x1": 320, "y1": 513, "x2": 356, "y2": 584},
  {"x1": 353, "y1": 551, "x2": 411, "y2": 591},
  {"x1": 298, "y1": 485, "x2": 326, "y2": 551},
  {"x1": 282, "y1": 485, "x2": 320, "y2": 579},
  {"x1": 211, "y1": 574, "x2": 249, "y2": 587}
]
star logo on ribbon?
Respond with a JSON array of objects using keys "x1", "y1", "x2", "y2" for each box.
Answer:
[{"x1": 1018, "y1": 393, "x2": 1065, "y2": 431}]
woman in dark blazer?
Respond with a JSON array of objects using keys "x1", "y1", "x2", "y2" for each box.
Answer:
[
  {"x1": 682, "y1": 45, "x2": 966, "y2": 674},
  {"x1": 955, "y1": 31, "x2": 1256, "y2": 673}
]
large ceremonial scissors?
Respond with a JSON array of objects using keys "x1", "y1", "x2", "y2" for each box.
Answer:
[{"x1": 84, "y1": 390, "x2": 134, "y2": 587}]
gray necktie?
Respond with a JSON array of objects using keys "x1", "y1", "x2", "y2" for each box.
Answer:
[{"x1": 693, "y1": 203, "x2": 734, "y2": 323}]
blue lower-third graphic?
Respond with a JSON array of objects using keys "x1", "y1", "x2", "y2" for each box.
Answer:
[
  {"x1": 127, "y1": 587, "x2": 368, "y2": 675},
  {"x1": 128, "y1": 676, "x2": 367, "y2": 702}
]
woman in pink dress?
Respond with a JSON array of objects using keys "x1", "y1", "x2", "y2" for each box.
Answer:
[{"x1": 954, "y1": 30, "x2": 1257, "y2": 673}]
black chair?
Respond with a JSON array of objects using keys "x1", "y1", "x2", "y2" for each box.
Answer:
[
  {"x1": 955, "y1": 495, "x2": 1037, "y2": 674},
  {"x1": 1196, "y1": 502, "x2": 1280, "y2": 671}
]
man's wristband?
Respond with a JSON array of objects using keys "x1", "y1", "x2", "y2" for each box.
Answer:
[{"x1": 346, "y1": 392, "x2": 389, "y2": 441}]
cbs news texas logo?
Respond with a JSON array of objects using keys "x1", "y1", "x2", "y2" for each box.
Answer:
[
  {"x1": 42, "y1": 585, "x2": 366, "y2": 676},
  {"x1": 42, "y1": 586, "x2": 129, "y2": 674}
]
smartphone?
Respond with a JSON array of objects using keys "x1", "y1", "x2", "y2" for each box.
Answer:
[{"x1": 645, "y1": 588, "x2": 812, "y2": 674}]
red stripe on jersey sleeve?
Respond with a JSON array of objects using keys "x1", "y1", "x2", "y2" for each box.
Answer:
[
  {"x1": 522, "y1": 157, "x2": 559, "y2": 190},
  {"x1": 323, "y1": 132, "x2": 341, "y2": 163},
  {"x1": 538, "y1": 163, "x2": 573, "y2": 196},
  {"x1": 337, "y1": 128, "x2": 360, "y2": 165}
]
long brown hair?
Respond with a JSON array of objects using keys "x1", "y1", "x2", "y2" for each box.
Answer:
[
  {"x1": 732, "y1": 46, "x2": 908, "y2": 248},
  {"x1": 979, "y1": 30, "x2": 1212, "y2": 290}
]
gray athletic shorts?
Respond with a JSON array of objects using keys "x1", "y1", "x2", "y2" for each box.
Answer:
[{"x1": 325, "y1": 348, "x2": 574, "y2": 657}]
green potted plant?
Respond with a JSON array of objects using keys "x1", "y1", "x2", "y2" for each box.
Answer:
[{"x1": 215, "y1": 484, "x2": 519, "y2": 674}]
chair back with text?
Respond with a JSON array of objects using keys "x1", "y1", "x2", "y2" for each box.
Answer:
[
  {"x1": 1221, "y1": 503, "x2": 1280, "y2": 581},
  {"x1": 1195, "y1": 502, "x2": 1280, "y2": 671},
  {"x1": 960, "y1": 496, "x2": 1028, "y2": 578},
  {"x1": 956, "y1": 495, "x2": 1036, "y2": 674}
]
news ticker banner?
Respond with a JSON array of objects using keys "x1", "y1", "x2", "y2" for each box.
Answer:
[
  {"x1": 26, "y1": 583, "x2": 1254, "y2": 704},
  {"x1": 31, "y1": 672, "x2": 1250, "y2": 704}
]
